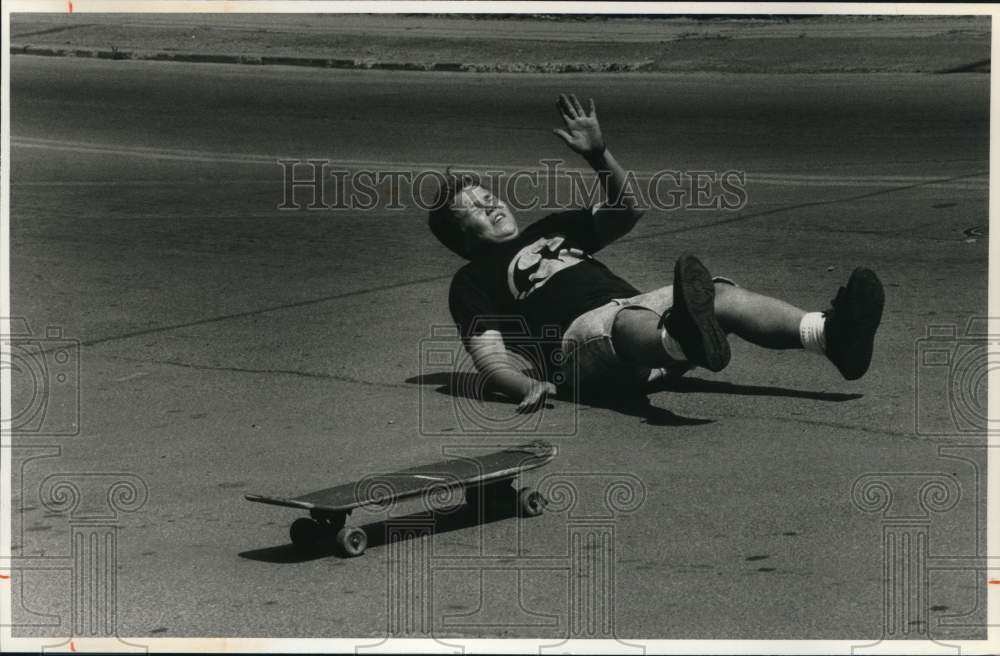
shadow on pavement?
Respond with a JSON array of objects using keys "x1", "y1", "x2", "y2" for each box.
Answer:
[
  {"x1": 405, "y1": 371, "x2": 504, "y2": 401},
  {"x1": 578, "y1": 393, "x2": 716, "y2": 426},
  {"x1": 937, "y1": 58, "x2": 990, "y2": 73},
  {"x1": 407, "y1": 371, "x2": 861, "y2": 404},
  {"x1": 647, "y1": 376, "x2": 863, "y2": 402},
  {"x1": 406, "y1": 370, "x2": 715, "y2": 424},
  {"x1": 239, "y1": 502, "x2": 522, "y2": 563}
]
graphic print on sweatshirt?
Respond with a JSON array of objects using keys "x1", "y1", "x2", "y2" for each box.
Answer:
[{"x1": 506, "y1": 234, "x2": 588, "y2": 301}]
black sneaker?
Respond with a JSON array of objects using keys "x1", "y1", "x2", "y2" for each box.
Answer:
[
  {"x1": 660, "y1": 254, "x2": 731, "y2": 372},
  {"x1": 824, "y1": 268, "x2": 885, "y2": 380}
]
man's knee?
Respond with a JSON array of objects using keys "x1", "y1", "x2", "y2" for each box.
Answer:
[
  {"x1": 610, "y1": 305, "x2": 663, "y2": 364},
  {"x1": 611, "y1": 305, "x2": 659, "y2": 341}
]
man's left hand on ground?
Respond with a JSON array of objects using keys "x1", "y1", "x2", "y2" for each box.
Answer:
[{"x1": 517, "y1": 380, "x2": 557, "y2": 413}]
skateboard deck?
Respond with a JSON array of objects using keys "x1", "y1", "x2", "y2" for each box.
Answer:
[{"x1": 246, "y1": 440, "x2": 556, "y2": 556}]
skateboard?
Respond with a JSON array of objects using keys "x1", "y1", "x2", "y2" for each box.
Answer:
[{"x1": 245, "y1": 440, "x2": 556, "y2": 557}]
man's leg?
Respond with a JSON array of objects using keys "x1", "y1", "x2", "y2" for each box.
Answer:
[
  {"x1": 611, "y1": 257, "x2": 884, "y2": 380},
  {"x1": 610, "y1": 284, "x2": 803, "y2": 362},
  {"x1": 610, "y1": 306, "x2": 676, "y2": 368},
  {"x1": 713, "y1": 284, "x2": 804, "y2": 349},
  {"x1": 612, "y1": 254, "x2": 730, "y2": 372},
  {"x1": 713, "y1": 270, "x2": 883, "y2": 379}
]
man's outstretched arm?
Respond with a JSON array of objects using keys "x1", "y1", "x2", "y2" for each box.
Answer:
[
  {"x1": 467, "y1": 330, "x2": 556, "y2": 413},
  {"x1": 553, "y1": 93, "x2": 642, "y2": 245}
]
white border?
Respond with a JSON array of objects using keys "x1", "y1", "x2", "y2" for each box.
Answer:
[
  {"x1": 1, "y1": 2, "x2": 996, "y2": 654},
  {"x1": 3, "y1": 1, "x2": 999, "y2": 15},
  {"x1": 0, "y1": 0, "x2": 10, "y2": 642}
]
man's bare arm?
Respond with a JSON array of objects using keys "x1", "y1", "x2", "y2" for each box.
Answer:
[
  {"x1": 553, "y1": 93, "x2": 642, "y2": 245},
  {"x1": 466, "y1": 330, "x2": 556, "y2": 413}
]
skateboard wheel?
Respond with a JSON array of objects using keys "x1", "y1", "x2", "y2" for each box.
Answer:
[
  {"x1": 290, "y1": 517, "x2": 322, "y2": 548},
  {"x1": 336, "y1": 526, "x2": 368, "y2": 557},
  {"x1": 517, "y1": 487, "x2": 545, "y2": 517}
]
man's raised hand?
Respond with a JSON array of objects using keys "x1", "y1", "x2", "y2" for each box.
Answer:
[{"x1": 553, "y1": 93, "x2": 606, "y2": 158}]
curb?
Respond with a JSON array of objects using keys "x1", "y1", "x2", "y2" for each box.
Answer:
[{"x1": 10, "y1": 44, "x2": 654, "y2": 73}]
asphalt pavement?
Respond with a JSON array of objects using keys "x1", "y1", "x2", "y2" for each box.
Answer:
[{"x1": 7, "y1": 56, "x2": 990, "y2": 642}]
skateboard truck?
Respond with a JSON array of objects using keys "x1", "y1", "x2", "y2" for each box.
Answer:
[{"x1": 290, "y1": 510, "x2": 367, "y2": 557}]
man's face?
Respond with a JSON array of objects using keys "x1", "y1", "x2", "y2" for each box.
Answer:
[{"x1": 452, "y1": 185, "x2": 519, "y2": 247}]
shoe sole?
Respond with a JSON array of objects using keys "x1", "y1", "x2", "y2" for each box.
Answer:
[
  {"x1": 837, "y1": 268, "x2": 885, "y2": 380},
  {"x1": 673, "y1": 254, "x2": 731, "y2": 372}
]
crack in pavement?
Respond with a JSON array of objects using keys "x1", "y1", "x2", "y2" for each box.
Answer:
[
  {"x1": 108, "y1": 355, "x2": 412, "y2": 390},
  {"x1": 617, "y1": 170, "x2": 987, "y2": 244},
  {"x1": 712, "y1": 410, "x2": 927, "y2": 441},
  {"x1": 71, "y1": 273, "x2": 450, "y2": 350},
  {"x1": 11, "y1": 24, "x2": 94, "y2": 38}
]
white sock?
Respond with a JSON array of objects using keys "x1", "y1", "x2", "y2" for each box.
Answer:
[
  {"x1": 659, "y1": 322, "x2": 688, "y2": 362},
  {"x1": 799, "y1": 312, "x2": 827, "y2": 355}
]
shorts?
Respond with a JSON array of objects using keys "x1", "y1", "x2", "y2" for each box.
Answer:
[{"x1": 559, "y1": 277, "x2": 736, "y2": 396}]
